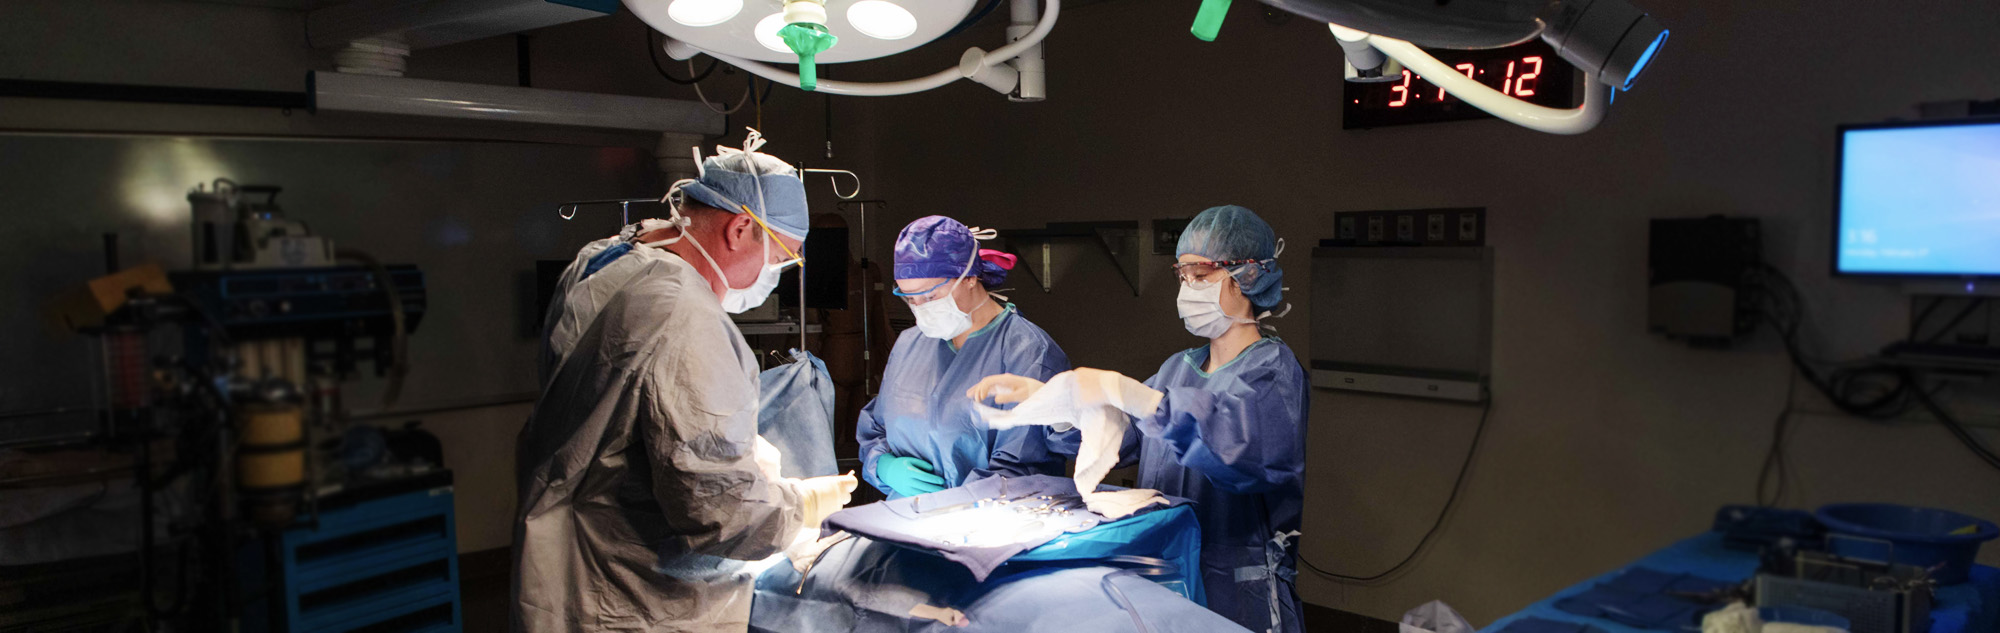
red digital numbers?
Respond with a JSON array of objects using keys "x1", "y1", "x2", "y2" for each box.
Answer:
[
  {"x1": 1384, "y1": 54, "x2": 1546, "y2": 108},
  {"x1": 1435, "y1": 62, "x2": 1475, "y2": 101},
  {"x1": 1503, "y1": 55, "x2": 1543, "y2": 97},
  {"x1": 1516, "y1": 55, "x2": 1542, "y2": 97}
]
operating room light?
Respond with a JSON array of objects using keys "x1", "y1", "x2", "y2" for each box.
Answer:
[
  {"x1": 754, "y1": 12, "x2": 792, "y2": 53},
  {"x1": 1623, "y1": 30, "x2": 1669, "y2": 89},
  {"x1": 847, "y1": 1, "x2": 919, "y2": 40},
  {"x1": 666, "y1": 0, "x2": 743, "y2": 27}
]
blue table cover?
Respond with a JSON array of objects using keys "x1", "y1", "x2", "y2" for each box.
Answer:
[{"x1": 1482, "y1": 532, "x2": 2000, "y2": 633}]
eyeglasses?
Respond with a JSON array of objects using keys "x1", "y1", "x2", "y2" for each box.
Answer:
[
  {"x1": 1170, "y1": 258, "x2": 1262, "y2": 284},
  {"x1": 739, "y1": 204, "x2": 805, "y2": 266},
  {"x1": 893, "y1": 278, "x2": 966, "y2": 306}
]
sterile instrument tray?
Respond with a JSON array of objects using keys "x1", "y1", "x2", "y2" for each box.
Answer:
[{"x1": 1755, "y1": 547, "x2": 1935, "y2": 633}]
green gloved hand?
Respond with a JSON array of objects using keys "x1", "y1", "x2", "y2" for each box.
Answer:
[{"x1": 877, "y1": 455, "x2": 946, "y2": 496}]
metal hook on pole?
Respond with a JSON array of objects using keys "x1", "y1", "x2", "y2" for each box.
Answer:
[
  {"x1": 801, "y1": 168, "x2": 862, "y2": 200},
  {"x1": 554, "y1": 198, "x2": 672, "y2": 221}
]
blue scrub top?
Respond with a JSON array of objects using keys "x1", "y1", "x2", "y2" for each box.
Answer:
[
  {"x1": 857, "y1": 304, "x2": 1072, "y2": 497},
  {"x1": 1053, "y1": 336, "x2": 1309, "y2": 633}
]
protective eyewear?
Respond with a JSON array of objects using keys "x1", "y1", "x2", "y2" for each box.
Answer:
[
  {"x1": 739, "y1": 204, "x2": 805, "y2": 268},
  {"x1": 1171, "y1": 258, "x2": 1262, "y2": 284},
  {"x1": 892, "y1": 278, "x2": 961, "y2": 306}
]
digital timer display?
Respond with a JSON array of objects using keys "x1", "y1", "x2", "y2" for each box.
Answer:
[{"x1": 1343, "y1": 40, "x2": 1578, "y2": 129}]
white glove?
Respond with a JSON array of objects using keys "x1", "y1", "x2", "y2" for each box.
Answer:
[
  {"x1": 973, "y1": 373, "x2": 1075, "y2": 433},
  {"x1": 794, "y1": 471, "x2": 859, "y2": 528},
  {"x1": 965, "y1": 374, "x2": 1045, "y2": 404},
  {"x1": 753, "y1": 435, "x2": 784, "y2": 481},
  {"x1": 1070, "y1": 368, "x2": 1164, "y2": 419}
]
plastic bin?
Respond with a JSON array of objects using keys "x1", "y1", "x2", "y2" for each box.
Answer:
[{"x1": 1816, "y1": 503, "x2": 1998, "y2": 585}]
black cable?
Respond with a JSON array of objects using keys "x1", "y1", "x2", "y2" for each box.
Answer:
[
  {"x1": 1923, "y1": 299, "x2": 1988, "y2": 343},
  {"x1": 1756, "y1": 362, "x2": 1798, "y2": 508},
  {"x1": 1907, "y1": 372, "x2": 2000, "y2": 471},
  {"x1": 1911, "y1": 296, "x2": 1945, "y2": 340},
  {"x1": 1299, "y1": 398, "x2": 1493, "y2": 583},
  {"x1": 1759, "y1": 265, "x2": 1998, "y2": 473},
  {"x1": 646, "y1": 29, "x2": 718, "y2": 85},
  {"x1": 1759, "y1": 266, "x2": 1911, "y2": 419}
]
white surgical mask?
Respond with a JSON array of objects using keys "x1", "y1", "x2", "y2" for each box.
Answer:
[
  {"x1": 1177, "y1": 280, "x2": 1256, "y2": 339},
  {"x1": 912, "y1": 283, "x2": 977, "y2": 339},
  {"x1": 703, "y1": 234, "x2": 794, "y2": 314}
]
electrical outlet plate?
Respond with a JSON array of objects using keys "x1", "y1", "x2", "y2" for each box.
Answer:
[
  {"x1": 1329, "y1": 208, "x2": 1486, "y2": 246},
  {"x1": 1152, "y1": 218, "x2": 1192, "y2": 255}
]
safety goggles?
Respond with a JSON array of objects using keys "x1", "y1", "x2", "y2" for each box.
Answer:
[
  {"x1": 892, "y1": 277, "x2": 963, "y2": 306},
  {"x1": 1171, "y1": 258, "x2": 1263, "y2": 284}
]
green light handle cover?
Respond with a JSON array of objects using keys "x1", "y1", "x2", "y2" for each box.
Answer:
[
  {"x1": 1192, "y1": 0, "x2": 1231, "y2": 41},
  {"x1": 780, "y1": 23, "x2": 838, "y2": 92}
]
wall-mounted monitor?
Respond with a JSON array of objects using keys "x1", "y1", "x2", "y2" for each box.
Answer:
[{"x1": 1834, "y1": 118, "x2": 2000, "y2": 279}]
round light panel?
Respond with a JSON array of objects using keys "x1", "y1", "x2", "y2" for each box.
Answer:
[
  {"x1": 848, "y1": 0, "x2": 918, "y2": 40},
  {"x1": 630, "y1": 0, "x2": 978, "y2": 64},
  {"x1": 667, "y1": 0, "x2": 743, "y2": 27}
]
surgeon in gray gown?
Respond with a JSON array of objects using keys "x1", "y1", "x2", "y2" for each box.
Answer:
[{"x1": 514, "y1": 135, "x2": 857, "y2": 633}]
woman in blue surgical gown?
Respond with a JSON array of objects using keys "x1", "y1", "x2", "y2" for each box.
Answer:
[
  {"x1": 856, "y1": 216, "x2": 1072, "y2": 498},
  {"x1": 972, "y1": 205, "x2": 1308, "y2": 633}
]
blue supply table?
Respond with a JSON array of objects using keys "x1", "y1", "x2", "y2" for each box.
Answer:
[{"x1": 1481, "y1": 532, "x2": 1999, "y2": 633}]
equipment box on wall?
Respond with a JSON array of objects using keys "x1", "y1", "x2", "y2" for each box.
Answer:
[{"x1": 1310, "y1": 245, "x2": 1492, "y2": 402}]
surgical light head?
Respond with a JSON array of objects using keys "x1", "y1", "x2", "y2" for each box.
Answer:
[{"x1": 1541, "y1": 0, "x2": 1667, "y2": 90}]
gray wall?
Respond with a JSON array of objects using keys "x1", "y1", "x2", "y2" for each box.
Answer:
[
  {"x1": 0, "y1": 0, "x2": 854, "y2": 553},
  {"x1": 833, "y1": 0, "x2": 2000, "y2": 624}
]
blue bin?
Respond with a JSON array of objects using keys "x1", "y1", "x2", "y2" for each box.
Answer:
[{"x1": 1816, "y1": 503, "x2": 1998, "y2": 585}]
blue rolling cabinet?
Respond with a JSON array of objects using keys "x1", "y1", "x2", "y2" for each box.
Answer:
[{"x1": 245, "y1": 475, "x2": 462, "y2": 633}]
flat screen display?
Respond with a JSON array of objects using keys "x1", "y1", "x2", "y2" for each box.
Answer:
[{"x1": 1836, "y1": 120, "x2": 2000, "y2": 277}]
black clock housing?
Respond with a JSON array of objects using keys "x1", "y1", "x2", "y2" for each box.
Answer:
[{"x1": 1343, "y1": 40, "x2": 1579, "y2": 129}]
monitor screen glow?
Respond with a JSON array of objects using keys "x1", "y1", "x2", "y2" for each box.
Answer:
[{"x1": 1836, "y1": 121, "x2": 2000, "y2": 277}]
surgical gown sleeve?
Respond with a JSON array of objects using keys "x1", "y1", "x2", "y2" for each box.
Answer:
[
  {"x1": 639, "y1": 321, "x2": 805, "y2": 560},
  {"x1": 1038, "y1": 405, "x2": 1142, "y2": 470},
  {"x1": 855, "y1": 391, "x2": 894, "y2": 494},
  {"x1": 855, "y1": 330, "x2": 911, "y2": 494},
  {"x1": 1134, "y1": 362, "x2": 1305, "y2": 495}
]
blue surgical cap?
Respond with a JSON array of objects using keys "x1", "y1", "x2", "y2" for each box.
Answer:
[
  {"x1": 677, "y1": 149, "x2": 810, "y2": 240},
  {"x1": 1177, "y1": 205, "x2": 1285, "y2": 311},
  {"x1": 895, "y1": 216, "x2": 1010, "y2": 286}
]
